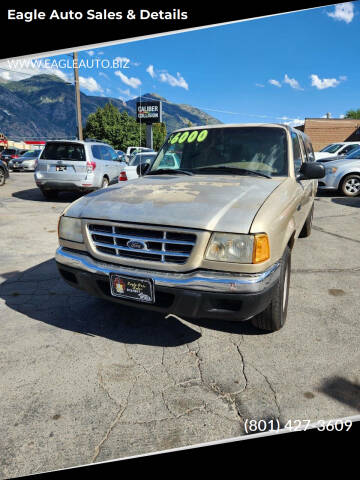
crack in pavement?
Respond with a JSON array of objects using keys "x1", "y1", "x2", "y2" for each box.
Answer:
[
  {"x1": 292, "y1": 266, "x2": 360, "y2": 274},
  {"x1": 250, "y1": 364, "x2": 282, "y2": 420},
  {"x1": 91, "y1": 384, "x2": 135, "y2": 464},
  {"x1": 312, "y1": 225, "x2": 360, "y2": 245}
]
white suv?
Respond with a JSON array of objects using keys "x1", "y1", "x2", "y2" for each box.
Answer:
[{"x1": 35, "y1": 140, "x2": 126, "y2": 199}]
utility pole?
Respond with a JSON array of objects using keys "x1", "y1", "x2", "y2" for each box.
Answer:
[{"x1": 73, "y1": 52, "x2": 83, "y2": 140}]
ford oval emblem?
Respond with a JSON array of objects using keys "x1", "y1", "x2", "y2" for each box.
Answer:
[{"x1": 127, "y1": 240, "x2": 147, "y2": 250}]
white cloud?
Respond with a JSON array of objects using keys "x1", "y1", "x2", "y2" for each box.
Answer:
[
  {"x1": 146, "y1": 64, "x2": 156, "y2": 78},
  {"x1": 284, "y1": 74, "x2": 303, "y2": 90},
  {"x1": 310, "y1": 74, "x2": 344, "y2": 90},
  {"x1": 159, "y1": 71, "x2": 189, "y2": 90},
  {"x1": 327, "y1": 3, "x2": 354, "y2": 23},
  {"x1": 115, "y1": 70, "x2": 142, "y2": 89},
  {"x1": 255, "y1": 83, "x2": 265, "y2": 88},
  {"x1": 79, "y1": 76, "x2": 103, "y2": 93},
  {"x1": 145, "y1": 64, "x2": 189, "y2": 90},
  {"x1": 87, "y1": 50, "x2": 95, "y2": 56},
  {"x1": 268, "y1": 79, "x2": 282, "y2": 88},
  {"x1": 99, "y1": 71, "x2": 109, "y2": 79},
  {"x1": 281, "y1": 117, "x2": 305, "y2": 127}
]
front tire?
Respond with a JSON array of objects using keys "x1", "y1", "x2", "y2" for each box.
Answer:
[
  {"x1": 340, "y1": 174, "x2": 360, "y2": 197},
  {"x1": 251, "y1": 246, "x2": 291, "y2": 332},
  {"x1": 0, "y1": 167, "x2": 5, "y2": 186}
]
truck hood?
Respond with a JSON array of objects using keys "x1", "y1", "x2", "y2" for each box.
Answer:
[{"x1": 64, "y1": 174, "x2": 284, "y2": 233}]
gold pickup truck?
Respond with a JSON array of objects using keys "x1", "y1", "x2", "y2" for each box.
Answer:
[{"x1": 55, "y1": 124, "x2": 325, "y2": 332}]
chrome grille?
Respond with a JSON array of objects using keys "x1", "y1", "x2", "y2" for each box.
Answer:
[{"x1": 88, "y1": 224, "x2": 197, "y2": 264}]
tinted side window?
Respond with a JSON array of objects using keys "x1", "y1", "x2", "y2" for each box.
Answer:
[
  {"x1": 341, "y1": 144, "x2": 360, "y2": 155},
  {"x1": 291, "y1": 132, "x2": 303, "y2": 173},
  {"x1": 100, "y1": 146, "x2": 112, "y2": 161},
  {"x1": 108, "y1": 147, "x2": 119, "y2": 161},
  {"x1": 304, "y1": 138, "x2": 315, "y2": 162},
  {"x1": 91, "y1": 145, "x2": 103, "y2": 160}
]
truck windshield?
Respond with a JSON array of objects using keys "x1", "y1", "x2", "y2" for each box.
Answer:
[{"x1": 150, "y1": 126, "x2": 288, "y2": 177}]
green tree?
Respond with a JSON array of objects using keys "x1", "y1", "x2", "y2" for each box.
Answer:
[
  {"x1": 84, "y1": 103, "x2": 146, "y2": 150},
  {"x1": 345, "y1": 109, "x2": 360, "y2": 119},
  {"x1": 152, "y1": 122, "x2": 167, "y2": 150}
]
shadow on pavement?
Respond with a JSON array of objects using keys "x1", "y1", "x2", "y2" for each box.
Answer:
[
  {"x1": 319, "y1": 376, "x2": 360, "y2": 412},
  {"x1": 331, "y1": 197, "x2": 360, "y2": 208},
  {"x1": 0, "y1": 259, "x2": 263, "y2": 347},
  {"x1": 12, "y1": 188, "x2": 82, "y2": 203}
]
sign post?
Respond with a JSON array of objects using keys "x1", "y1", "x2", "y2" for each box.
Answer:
[{"x1": 136, "y1": 100, "x2": 162, "y2": 150}]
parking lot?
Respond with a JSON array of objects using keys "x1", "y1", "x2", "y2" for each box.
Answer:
[{"x1": 1, "y1": 172, "x2": 360, "y2": 478}]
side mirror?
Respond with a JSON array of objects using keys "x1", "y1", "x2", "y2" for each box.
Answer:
[
  {"x1": 136, "y1": 163, "x2": 150, "y2": 176},
  {"x1": 298, "y1": 162, "x2": 325, "y2": 180}
]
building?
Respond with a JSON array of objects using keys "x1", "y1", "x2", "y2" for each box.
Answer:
[
  {"x1": 0, "y1": 133, "x2": 46, "y2": 152},
  {"x1": 296, "y1": 118, "x2": 360, "y2": 151}
]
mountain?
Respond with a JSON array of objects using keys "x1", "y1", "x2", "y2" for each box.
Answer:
[{"x1": 0, "y1": 74, "x2": 221, "y2": 139}]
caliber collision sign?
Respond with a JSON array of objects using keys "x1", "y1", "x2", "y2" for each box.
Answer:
[{"x1": 136, "y1": 101, "x2": 162, "y2": 124}]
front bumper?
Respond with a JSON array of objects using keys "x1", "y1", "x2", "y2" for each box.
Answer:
[
  {"x1": 35, "y1": 179, "x2": 93, "y2": 192},
  {"x1": 317, "y1": 171, "x2": 341, "y2": 190},
  {"x1": 55, "y1": 247, "x2": 280, "y2": 321}
]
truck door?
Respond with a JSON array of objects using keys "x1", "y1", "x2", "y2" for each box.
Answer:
[{"x1": 292, "y1": 131, "x2": 310, "y2": 231}]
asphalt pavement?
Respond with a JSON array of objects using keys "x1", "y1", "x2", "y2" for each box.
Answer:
[{"x1": 0, "y1": 172, "x2": 359, "y2": 478}]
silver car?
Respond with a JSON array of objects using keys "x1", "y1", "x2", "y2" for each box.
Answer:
[
  {"x1": 35, "y1": 140, "x2": 126, "y2": 199},
  {"x1": 317, "y1": 147, "x2": 360, "y2": 196},
  {"x1": 9, "y1": 149, "x2": 42, "y2": 172}
]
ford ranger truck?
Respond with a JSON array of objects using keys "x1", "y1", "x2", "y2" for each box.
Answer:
[{"x1": 55, "y1": 124, "x2": 325, "y2": 332}]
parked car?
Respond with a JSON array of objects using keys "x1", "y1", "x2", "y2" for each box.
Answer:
[
  {"x1": 125, "y1": 146, "x2": 154, "y2": 162},
  {"x1": 0, "y1": 159, "x2": 10, "y2": 186},
  {"x1": 34, "y1": 140, "x2": 126, "y2": 199},
  {"x1": 0, "y1": 148, "x2": 21, "y2": 166},
  {"x1": 119, "y1": 152, "x2": 158, "y2": 181},
  {"x1": 317, "y1": 147, "x2": 360, "y2": 196},
  {"x1": 314, "y1": 142, "x2": 360, "y2": 161},
  {"x1": 55, "y1": 124, "x2": 324, "y2": 332},
  {"x1": 116, "y1": 150, "x2": 126, "y2": 162},
  {"x1": 9, "y1": 149, "x2": 43, "y2": 172}
]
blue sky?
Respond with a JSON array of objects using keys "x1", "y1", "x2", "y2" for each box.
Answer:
[{"x1": 2, "y1": 2, "x2": 359, "y2": 127}]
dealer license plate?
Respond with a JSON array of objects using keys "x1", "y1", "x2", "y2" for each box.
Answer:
[{"x1": 110, "y1": 274, "x2": 154, "y2": 303}]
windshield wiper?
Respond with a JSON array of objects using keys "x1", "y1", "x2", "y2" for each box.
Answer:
[
  {"x1": 147, "y1": 168, "x2": 193, "y2": 176},
  {"x1": 192, "y1": 166, "x2": 271, "y2": 179}
]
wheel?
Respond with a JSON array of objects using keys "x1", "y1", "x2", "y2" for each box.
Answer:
[
  {"x1": 251, "y1": 246, "x2": 291, "y2": 332},
  {"x1": 299, "y1": 204, "x2": 314, "y2": 238},
  {"x1": 101, "y1": 177, "x2": 109, "y2": 189},
  {"x1": 340, "y1": 174, "x2": 360, "y2": 197},
  {"x1": 0, "y1": 168, "x2": 5, "y2": 186},
  {"x1": 40, "y1": 189, "x2": 58, "y2": 199}
]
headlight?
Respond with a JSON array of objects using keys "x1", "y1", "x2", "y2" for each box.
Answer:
[
  {"x1": 325, "y1": 166, "x2": 338, "y2": 175},
  {"x1": 58, "y1": 216, "x2": 83, "y2": 243},
  {"x1": 205, "y1": 233, "x2": 270, "y2": 264}
]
